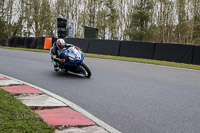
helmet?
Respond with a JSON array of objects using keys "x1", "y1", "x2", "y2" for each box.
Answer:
[{"x1": 56, "y1": 39, "x2": 65, "y2": 49}]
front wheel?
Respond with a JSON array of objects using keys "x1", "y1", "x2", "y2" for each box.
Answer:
[{"x1": 80, "y1": 63, "x2": 91, "y2": 78}]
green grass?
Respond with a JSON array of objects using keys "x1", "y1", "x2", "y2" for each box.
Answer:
[
  {"x1": 85, "y1": 53, "x2": 200, "y2": 70},
  {"x1": 0, "y1": 46, "x2": 200, "y2": 71},
  {"x1": 0, "y1": 89, "x2": 54, "y2": 133},
  {"x1": 0, "y1": 46, "x2": 49, "y2": 53}
]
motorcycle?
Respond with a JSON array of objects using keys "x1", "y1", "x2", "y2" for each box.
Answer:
[{"x1": 50, "y1": 46, "x2": 91, "y2": 78}]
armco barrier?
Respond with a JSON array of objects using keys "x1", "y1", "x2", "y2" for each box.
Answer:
[
  {"x1": 192, "y1": 46, "x2": 200, "y2": 65},
  {"x1": 119, "y1": 41, "x2": 155, "y2": 59},
  {"x1": 154, "y1": 43, "x2": 194, "y2": 64},
  {"x1": 88, "y1": 39, "x2": 121, "y2": 56},
  {"x1": 64, "y1": 38, "x2": 89, "y2": 53}
]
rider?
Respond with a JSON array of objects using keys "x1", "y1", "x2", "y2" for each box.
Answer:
[{"x1": 51, "y1": 38, "x2": 73, "y2": 71}]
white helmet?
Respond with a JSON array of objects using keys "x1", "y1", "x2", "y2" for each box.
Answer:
[{"x1": 56, "y1": 39, "x2": 65, "y2": 49}]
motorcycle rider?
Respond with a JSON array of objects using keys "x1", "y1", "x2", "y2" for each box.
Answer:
[{"x1": 51, "y1": 38, "x2": 73, "y2": 71}]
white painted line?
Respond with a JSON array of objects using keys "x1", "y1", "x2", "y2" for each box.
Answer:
[
  {"x1": 0, "y1": 80, "x2": 23, "y2": 86},
  {"x1": 0, "y1": 74, "x2": 121, "y2": 133}
]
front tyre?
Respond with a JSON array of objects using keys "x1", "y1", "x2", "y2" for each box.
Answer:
[{"x1": 80, "y1": 63, "x2": 91, "y2": 78}]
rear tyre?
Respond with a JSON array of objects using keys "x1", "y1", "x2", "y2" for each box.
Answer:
[{"x1": 80, "y1": 63, "x2": 91, "y2": 78}]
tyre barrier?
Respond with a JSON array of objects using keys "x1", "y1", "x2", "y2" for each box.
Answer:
[{"x1": 4, "y1": 36, "x2": 200, "y2": 65}]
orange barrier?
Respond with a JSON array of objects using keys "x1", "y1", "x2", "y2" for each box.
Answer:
[{"x1": 44, "y1": 38, "x2": 52, "y2": 49}]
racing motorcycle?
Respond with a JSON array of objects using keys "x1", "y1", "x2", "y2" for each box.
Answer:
[{"x1": 50, "y1": 46, "x2": 91, "y2": 78}]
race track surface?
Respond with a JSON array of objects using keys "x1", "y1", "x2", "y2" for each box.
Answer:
[{"x1": 0, "y1": 48, "x2": 200, "y2": 133}]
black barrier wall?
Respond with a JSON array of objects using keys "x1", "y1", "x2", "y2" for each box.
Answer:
[
  {"x1": 8, "y1": 36, "x2": 17, "y2": 47},
  {"x1": 8, "y1": 37, "x2": 44, "y2": 49},
  {"x1": 24, "y1": 37, "x2": 36, "y2": 48},
  {"x1": 88, "y1": 39, "x2": 121, "y2": 56},
  {"x1": 64, "y1": 38, "x2": 89, "y2": 53},
  {"x1": 15, "y1": 37, "x2": 24, "y2": 48},
  {"x1": 119, "y1": 41, "x2": 155, "y2": 59},
  {"x1": 0, "y1": 39, "x2": 8, "y2": 46},
  {"x1": 20, "y1": 37, "x2": 25, "y2": 48},
  {"x1": 154, "y1": 43, "x2": 194, "y2": 64},
  {"x1": 52, "y1": 37, "x2": 57, "y2": 46},
  {"x1": 6, "y1": 36, "x2": 200, "y2": 65},
  {"x1": 192, "y1": 46, "x2": 200, "y2": 65},
  {"x1": 36, "y1": 37, "x2": 45, "y2": 49}
]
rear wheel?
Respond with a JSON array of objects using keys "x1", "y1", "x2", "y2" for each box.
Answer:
[{"x1": 80, "y1": 63, "x2": 91, "y2": 78}]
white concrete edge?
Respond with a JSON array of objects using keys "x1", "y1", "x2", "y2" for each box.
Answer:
[{"x1": 0, "y1": 73, "x2": 121, "y2": 133}]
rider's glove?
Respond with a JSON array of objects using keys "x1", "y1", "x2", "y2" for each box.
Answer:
[{"x1": 59, "y1": 59, "x2": 66, "y2": 63}]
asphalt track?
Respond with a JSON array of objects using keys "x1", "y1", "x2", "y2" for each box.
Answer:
[{"x1": 0, "y1": 48, "x2": 200, "y2": 133}]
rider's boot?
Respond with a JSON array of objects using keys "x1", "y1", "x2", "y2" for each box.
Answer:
[
  {"x1": 52, "y1": 59, "x2": 59, "y2": 72},
  {"x1": 54, "y1": 65, "x2": 59, "y2": 72}
]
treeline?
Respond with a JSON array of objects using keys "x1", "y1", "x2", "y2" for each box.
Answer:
[{"x1": 0, "y1": 0, "x2": 200, "y2": 45}]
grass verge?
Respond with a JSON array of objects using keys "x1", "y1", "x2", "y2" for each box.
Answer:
[
  {"x1": 0, "y1": 89, "x2": 54, "y2": 133},
  {"x1": 0, "y1": 46, "x2": 200, "y2": 71}
]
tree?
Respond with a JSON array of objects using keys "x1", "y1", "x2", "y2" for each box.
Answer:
[
  {"x1": 0, "y1": 0, "x2": 6, "y2": 38},
  {"x1": 105, "y1": 0, "x2": 119, "y2": 40},
  {"x1": 176, "y1": 0, "x2": 187, "y2": 43},
  {"x1": 156, "y1": 0, "x2": 176, "y2": 43},
  {"x1": 192, "y1": 0, "x2": 200, "y2": 44},
  {"x1": 39, "y1": 0, "x2": 53, "y2": 36},
  {"x1": 0, "y1": 0, "x2": 199, "y2": 45},
  {"x1": 2, "y1": 0, "x2": 15, "y2": 38},
  {"x1": 127, "y1": 0, "x2": 153, "y2": 41},
  {"x1": 95, "y1": 0, "x2": 107, "y2": 39}
]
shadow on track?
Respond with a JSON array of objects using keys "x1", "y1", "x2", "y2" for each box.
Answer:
[{"x1": 50, "y1": 71, "x2": 90, "y2": 79}]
